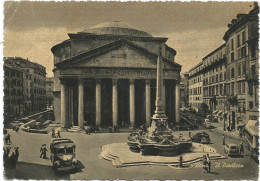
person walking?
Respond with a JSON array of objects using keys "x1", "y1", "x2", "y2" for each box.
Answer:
[
  {"x1": 51, "y1": 128, "x2": 55, "y2": 138},
  {"x1": 57, "y1": 130, "x2": 61, "y2": 138},
  {"x1": 240, "y1": 142, "x2": 244, "y2": 156},
  {"x1": 40, "y1": 144, "x2": 48, "y2": 159},
  {"x1": 206, "y1": 153, "x2": 211, "y2": 173},
  {"x1": 10, "y1": 152, "x2": 16, "y2": 169},
  {"x1": 222, "y1": 134, "x2": 225, "y2": 145},
  {"x1": 14, "y1": 147, "x2": 19, "y2": 163}
]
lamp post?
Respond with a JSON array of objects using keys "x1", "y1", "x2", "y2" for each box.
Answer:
[{"x1": 223, "y1": 98, "x2": 226, "y2": 131}]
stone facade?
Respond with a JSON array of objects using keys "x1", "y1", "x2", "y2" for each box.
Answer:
[
  {"x1": 188, "y1": 5, "x2": 259, "y2": 129},
  {"x1": 51, "y1": 22, "x2": 182, "y2": 129}
]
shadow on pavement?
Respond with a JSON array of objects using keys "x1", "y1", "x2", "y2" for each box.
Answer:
[{"x1": 4, "y1": 161, "x2": 70, "y2": 180}]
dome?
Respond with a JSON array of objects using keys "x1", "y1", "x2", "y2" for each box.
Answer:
[{"x1": 80, "y1": 21, "x2": 152, "y2": 37}]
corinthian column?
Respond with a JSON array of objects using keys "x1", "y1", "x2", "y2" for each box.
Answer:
[
  {"x1": 175, "y1": 81, "x2": 180, "y2": 123},
  {"x1": 129, "y1": 79, "x2": 135, "y2": 128},
  {"x1": 96, "y1": 79, "x2": 101, "y2": 126},
  {"x1": 60, "y1": 79, "x2": 67, "y2": 129},
  {"x1": 78, "y1": 78, "x2": 85, "y2": 129},
  {"x1": 112, "y1": 79, "x2": 118, "y2": 126},
  {"x1": 145, "y1": 79, "x2": 151, "y2": 125}
]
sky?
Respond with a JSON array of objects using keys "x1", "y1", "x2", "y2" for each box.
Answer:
[{"x1": 3, "y1": 1, "x2": 254, "y2": 77}]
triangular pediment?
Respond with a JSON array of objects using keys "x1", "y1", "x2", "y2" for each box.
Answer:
[
  {"x1": 56, "y1": 39, "x2": 181, "y2": 70},
  {"x1": 75, "y1": 45, "x2": 158, "y2": 69}
]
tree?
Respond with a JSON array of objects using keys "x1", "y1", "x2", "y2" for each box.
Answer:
[{"x1": 199, "y1": 103, "x2": 209, "y2": 117}]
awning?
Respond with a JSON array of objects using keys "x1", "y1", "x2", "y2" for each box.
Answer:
[{"x1": 245, "y1": 120, "x2": 259, "y2": 136}]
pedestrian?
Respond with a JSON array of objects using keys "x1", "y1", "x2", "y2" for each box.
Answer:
[
  {"x1": 51, "y1": 128, "x2": 55, "y2": 138},
  {"x1": 222, "y1": 134, "x2": 225, "y2": 145},
  {"x1": 179, "y1": 133, "x2": 183, "y2": 140},
  {"x1": 10, "y1": 152, "x2": 16, "y2": 169},
  {"x1": 240, "y1": 142, "x2": 244, "y2": 156},
  {"x1": 57, "y1": 130, "x2": 61, "y2": 138},
  {"x1": 14, "y1": 147, "x2": 19, "y2": 163},
  {"x1": 15, "y1": 126, "x2": 19, "y2": 133},
  {"x1": 202, "y1": 155, "x2": 208, "y2": 173},
  {"x1": 179, "y1": 155, "x2": 183, "y2": 168},
  {"x1": 40, "y1": 144, "x2": 48, "y2": 159},
  {"x1": 6, "y1": 133, "x2": 11, "y2": 144},
  {"x1": 189, "y1": 131, "x2": 191, "y2": 138},
  {"x1": 114, "y1": 125, "x2": 117, "y2": 133},
  {"x1": 206, "y1": 153, "x2": 211, "y2": 173}
]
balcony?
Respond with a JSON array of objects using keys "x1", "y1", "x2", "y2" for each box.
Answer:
[{"x1": 246, "y1": 72, "x2": 259, "y2": 81}]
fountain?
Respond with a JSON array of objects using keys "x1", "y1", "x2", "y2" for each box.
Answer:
[{"x1": 127, "y1": 45, "x2": 192, "y2": 156}]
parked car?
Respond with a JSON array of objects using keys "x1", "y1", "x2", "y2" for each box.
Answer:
[
  {"x1": 191, "y1": 132, "x2": 211, "y2": 144},
  {"x1": 224, "y1": 143, "x2": 240, "y2": 157},
  {"x1": 50, "y1": 138, "x2": 79, "y2": 171},
  {"x1": 10, "y1": 121, "x2": 24, "y2": 128}
]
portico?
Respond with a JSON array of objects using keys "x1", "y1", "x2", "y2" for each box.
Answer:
[
  {"x1": 58, "y1": 70, "x2": 180, "y2": 129},
  {"x1": 51, "y1": 21, "x2": 182, "y2": 130}
]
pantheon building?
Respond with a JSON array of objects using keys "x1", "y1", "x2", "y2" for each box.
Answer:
[{"x1": 51, "y1": 21, "x2": 182, "y2": 130}]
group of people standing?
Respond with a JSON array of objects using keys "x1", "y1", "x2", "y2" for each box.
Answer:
[
  {"x1": 51, "y1": 128, "x2": 61, "y2": 138},
  {"x1": 4, "y1": 131, "x2": 19, "y2": 169}
]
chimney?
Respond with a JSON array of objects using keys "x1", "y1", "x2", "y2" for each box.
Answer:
[
  {"x1": 231, "y1": 19, "x2": 237, "y2": 24},
  {"x1": 254, "y1": 2, "x2": 258, "y2": 9},
  {"x1": 227, "y1": 24, "x2": 232, "y2": 28}
]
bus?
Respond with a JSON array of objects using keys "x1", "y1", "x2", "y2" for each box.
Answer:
[{"x1": 244, "y1": 120, "x2": 259, "y2": 162}]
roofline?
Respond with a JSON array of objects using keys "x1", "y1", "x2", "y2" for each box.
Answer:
[
  {"x1": 51, "y1": 34, "x2": 168, "y2": 54},
  {"x1": 188, "y1": 61, "x2": 203, "y2": 72},
  {"x1": 55, "y1": 39, "x2": 181, "y2": 69},
  {"x1": 223, "y1": 7, "x2": 259, "y2": 41},
  {"x1": 202, "y1": 43, "x2": 226, "y2": 61}
]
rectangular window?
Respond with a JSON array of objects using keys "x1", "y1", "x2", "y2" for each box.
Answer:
[
  {"x1": 231, "y1": 52, "x2": 234, "y2": 62},
  {"x1": 231, "y1": 83, "x2": 234, "y2": 95},
  {"x1": 242, "y1": 31, "x2": 246, "y2": 44},
  {"x1": 237, "y1": 34, "x2": 240, "y2": 47},
  {"x1": 249, "y1": 82, "x2": 253, "y2": 95},
  {"x1": 242, "y1": 63, "x2": 246, "y2": 75},
  {"x1": 238, "y1": 64, "x2": 241, "y2": 77},
  {"x1": 241, "y1": 46, "x2": 246, "y2": 58},
  {"x1": 231, "y1": 39, "x2": 234, "y2": 51},
  {"x1": 242, "y1": 82, "x2": 245, "y2": 94},
  {"x1": 249, "y1": 101, "x2": 254, "y2": 109},
  {"x1": 238, "y1": 82, "x2": 241, "y2": 94}
]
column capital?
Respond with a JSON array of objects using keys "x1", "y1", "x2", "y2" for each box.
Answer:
[
  {"x1": 112, "y1": 78, "x2": 118, "y2": 85},
  {"x1": 60, "y1": 78, "x2": 67, "y2": 85},
  {"x1": 129, "y1": 79, "x2": 135, "y2": 84},
  {"x1": 175, "y1": 79, "x2": 181, "y2": 84},
  {"x1": 95, "y1": 78, "x2": 101, "y2": 84},
  {"x1": 145, "y1": 79, "x2": 151, "y2": 85},
  {"x1": 78, "y1": 78, "x2": 85, "y2": 85}
]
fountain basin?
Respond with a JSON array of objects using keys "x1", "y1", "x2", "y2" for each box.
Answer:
[{"x1": 127, "y1": 132, "x2": 192, "y2": 156}]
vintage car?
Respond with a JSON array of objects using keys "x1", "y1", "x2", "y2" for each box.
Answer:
[
  {"x1": 224, "y1": 143, "x2": 240, "y2": 157},
  {"x1": 50, "y1": 138, "x2": 79, "y2": 171},
  {"x1": 191, "y1": 132, "x2": 211, "y2": 144}
]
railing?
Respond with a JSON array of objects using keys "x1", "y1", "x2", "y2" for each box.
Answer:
[{"x1": 246, "y1": 72, "x2": 258, "y2": 80}]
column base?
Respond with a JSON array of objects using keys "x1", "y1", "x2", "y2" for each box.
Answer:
[{"x1": 60, "y1": 127, "x2": 68, "y2": 132}]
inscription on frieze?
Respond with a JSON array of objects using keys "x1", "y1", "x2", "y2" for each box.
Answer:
[{"x1": 82, "y1": 69, "x2": 157, "y2": 77}]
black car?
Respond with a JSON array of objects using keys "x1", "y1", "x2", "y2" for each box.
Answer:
[{"x1": 191, "y1": 132, "x2": 211, "y2": 144}]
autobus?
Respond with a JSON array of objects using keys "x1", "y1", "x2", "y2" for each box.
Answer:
[{"x1": 244, "y1": 120, "x2": 259, "y2": 162}]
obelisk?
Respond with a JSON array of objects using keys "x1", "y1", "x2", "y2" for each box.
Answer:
[{"x1": 152, "y1": 44, "x2": 168, "y2": 120}]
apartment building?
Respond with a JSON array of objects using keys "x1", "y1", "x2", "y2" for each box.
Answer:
[
  {"x1": 202, "y1": 44, "x2": 227, "y2": 113},
  {"x1": 188, "y1": 4, "x2": 259, "y2": 130},
  {"x1": 4, "y1": 59, "x2": 24, "y2": 120},
  {"x1": 223, "y1": 5, "x2": 259, "y2": 128},
  {"x1": 4, "y1": 57, "x2": 47, "y2": 116},
  {"x1": 188, "y1": 62, "x2": 203, "y2": 112},
  {"x1": 46, "y1": 77, "x2": 54, "y2": 108}
]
